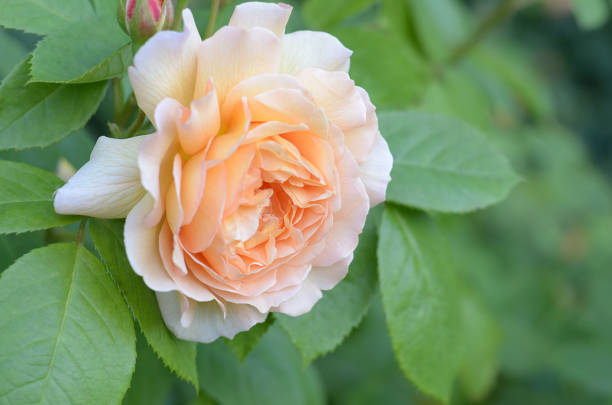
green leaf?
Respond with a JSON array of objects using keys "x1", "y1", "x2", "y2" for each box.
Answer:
[
  {"x1": 0, "y1": 242, "x2": 136, "y2": 404},
  {"x1": 277, "y1": 214, "x2": 378, "y2": 364},
  {"x1": 89, "y1": 219, "x2": 199, "y2": 390},
  {"x1": 0, "y1": 58, "x2": 107, "y2": 150},
  {"x1": 0, "y1": 160, "x2": 79, "y2": 233},
  {"x1": 122, "y1": 331, "x2": 176, "y2": 405},
  {"x1": 198, "y1": 326, "x2": 325, "y2": 405},
  {"x1": 0, "y1": 231, "x2": 44, "y2": 272},
  {"x1": 380, "y1": 110, "x2": 520, "y2": 213},
  {"x1": 331, "y1": 27, "x2": 431, "y2": 109},
  {"x1": 383, "y1": 0, "x2": 472, "y2": 61},
  {"x1": 573, "y1": 0, "x2": 610, "y2": 30},
  {"x1": 457, "y1": 293, "x2": 500, "y2": 402},
  {"x1": 377, "y1": 205, "x2": 462, "y2": 403},
  {"x1": 472, "y1": 45, "x2": 554, "y2": 120},
  {"x1": 303, "y1": 0, "x2": 376, "y2": 29},
  {"x1": 0, "y1": 28, "x2": 28, "y2": 79},
  {"x1": 420, "y1": 66, "x2": 493, "y2": 130},
  {"x1": 0, "y1": 0, "x2": 104, "y2": 35},
  {"x1": 0, "y1": 128, "x2": 95, "y2": 173},
  {"x1": 31, "y1": 18, "x2": 132, "y2": 84},
  {"x1": 225, "y1": 315, "x2": 273, "y2": 361}
]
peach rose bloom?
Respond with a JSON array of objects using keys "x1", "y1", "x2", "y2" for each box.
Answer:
[{"x1": 54, "y1": 2, "x2": 392, "y2": 342}]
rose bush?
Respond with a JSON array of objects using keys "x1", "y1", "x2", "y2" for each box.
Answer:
[{"x1": 54, "y1": 1, "x2": 392, "y2": 342}]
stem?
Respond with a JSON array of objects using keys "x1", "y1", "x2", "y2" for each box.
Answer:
[
  {"x1": 76, "y1": 219, "x2": 87, "y2": 245},
  {"x1": 173, "y1": 0, "x2": 190, "y2": 30},
  {"x1": 116, "y1": 94, "x2": 137, "y2": 128},
  {"x1": 125, "y1": 110, "x2": 146, "y2": 138},
  {"x1": 446, "y1": 0, "x2": 518, "y2": 65},
  {"x1": 112, "y1": 78, "x2": 124, "y2": 121},
  {"x1": 205, "y1": 0, "x2": 221, "y2": 39}
]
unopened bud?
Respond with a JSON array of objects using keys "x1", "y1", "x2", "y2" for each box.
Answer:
[{"x1": 118, "y1": 0, "x2": 174, "y2": 43}]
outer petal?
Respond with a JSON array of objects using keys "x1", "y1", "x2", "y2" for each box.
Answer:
[
  {"x1": 279, "y1": 31, "x2": 352, "y2": 75},
  {"x1": 54, "y1": 136, "x2": 146, "y2": 218},
  {"x1": 229, "y1": 2, "x2": 292, "y2": 37},
  {"x1": 308, "y1": 253, "x2": 353, "y2": 291},
  {"x1": 125, "y1": 195, "x2": 176, "y2": 291},
  {"x1": 195, "y1": 26, "x2": 281, "y2": 103},
  {"x1": 359, "y1": 133, "x2": 392, "y2": 206},
  {"x1": 157, "y1": 291, "x2": 267, "y2": 342},
  {"x1": 128, "y1": 9, "x2": 201, "y2": 123},
  {"x1": 274, "y1": 280, "x2": 322, "y2": 316}
]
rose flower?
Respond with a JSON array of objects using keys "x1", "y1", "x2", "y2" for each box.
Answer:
[{"x1": 54, "y1": 2, "x2": 393, "y2": 342}]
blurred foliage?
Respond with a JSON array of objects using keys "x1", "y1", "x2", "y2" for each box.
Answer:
[{"x1": 1, "y1": 0, "x2": 611, "y2": 403}]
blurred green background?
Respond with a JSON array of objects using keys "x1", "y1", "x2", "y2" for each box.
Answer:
[{"x1": 1, "y1": 0, "x2": 611, "y2": 403}]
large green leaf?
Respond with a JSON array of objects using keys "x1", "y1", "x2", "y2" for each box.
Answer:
[
  {"x1": 380, "y1": 111, "x2": 520, "y2": 213},
  {"x1": 277, "y1": 215, "x2": 378, "y2": 364},
  {"x1": 31, "y1": 18, "x2": 131, "y2": 84},
  {"x1": 89, "y1": 219, "x2": 199, "y2": 390},
  {"x1": 0, "y1": 242, "x2": 136, "y2": 404},
  {"x1": 197, "y1": 326, "x2": 325, "y2": 405},
  {"x1": 0, "y1": 58, "x2": 107, "y2": 150},
  {"x1": 0, "y1": 0, "x2": 112, "y2": 35},
  {"x1": 0, "y1": 160, "x2": 79, "y2": 233},
  {"x1": 377, "y1": 206, "x2": 462, "y2": 403}
]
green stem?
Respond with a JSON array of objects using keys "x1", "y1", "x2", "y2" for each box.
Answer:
[
  {"x1": 205, "y1": 0, "x2": 221, "y2": 39},
  {"x1": 173, "y1": 0, "x2": 190, "y2": 30},
  {"x1": 116, "y1": 94, "x2": 137, "y2": 128},
  {"x1": 112, "y1": 78, "x2": 124, "y2": 121},
  {"x1": 125, "y1": 110, "x2": 146, "y2": 138},
  {"x1": 446, "y1": 0, "x2": 518, "y2": 65}
]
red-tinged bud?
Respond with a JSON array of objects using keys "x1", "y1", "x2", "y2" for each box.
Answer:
[{"x1": 118, "y1": 0, "x2": 174, "y2": 43}]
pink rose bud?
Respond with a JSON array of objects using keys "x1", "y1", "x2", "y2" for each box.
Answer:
[{"x1": 118, "y1": 0, "x2": 174, "y2": 43}]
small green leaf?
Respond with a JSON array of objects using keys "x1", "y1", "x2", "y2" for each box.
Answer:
[
  {"x1": 122, "y1": 331, "x2": 176, "y2": 405},
  {"x1": 0, "y1": 0, "x2": 99, "y2": 35},
  {"x1": 380, "y1": 110, "x2": 520, "y2": 213},
  {"x1": 31, "y1": 18, "x2": 132, "y2": 84},
  {"x1": 0, "y1": 28, "x2": 28, "y2": 79},
  {"x1": 89, "y1": 219, "x2": 199, "y2": 390},
  {"x1": 277, "y1": 215, "x2": 378, "y2": 364},
  {"x1": 331, "y1": 27, "x2": 431, "y2": 109},
  {"x1": 0, "y1": 242, "x2": 136, "y2": 404},
  {"x1": 225, "y1": 315, "x2": 273, "y2": 361},
  {"x1": 378, "y1": 205, "x2": 462, "y2": 403},
  {"x1": 0, "y1": 58, "x2": 107, "y2": 150},
  {"x1": 198, "y1": 326, "x2": 325, "y2": 405},
  {"x1": 303, "y1": 0, "x2": 376, "y2": 29},
  {"x1": 0, "y1": 160, "x2": 79, "y2": 233},
  {"x1": 0, "y1": 231, "x2": 44, "y2": 272},
  {"x1": 457, "y1": 293, "x2": 500, "y2": 402},
  {"x1": 573, "y1": 0, "x2": 610, "y2": 30}
]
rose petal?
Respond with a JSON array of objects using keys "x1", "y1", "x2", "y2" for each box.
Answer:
[
  {"x1": 313, "y1": 148, "x2": 369, "y2": 267},
  {"x1": 280, "y1": 31, "x2": 352, "y2": 75},
  {"x1": 129, "y1": 9, "x2": 201, "y2": 123},
  {"x1": 125, "y1": 195, "x2": 176, "y2": 291},
  {"x1": 157, "y1": 291, "x2": 267, "y2": 342},
  {"x1": 195, "y1": 26, "x2": 281, "y2": 103},
  {"x1": 359, "y1": 133, "x2": 393, "y2": 206},
  {"x1": 273, "y1": 279, "x2": 322, "y2": 316},
  {"x1": 178, "y1": 84, "x2": 220, "y2": 156},
  {"x1": 54, "y1": 136, "x2": 146, "y2": 218},
  {"x1": 229, "y1": 2, "x2": 292, "y2": 37}
]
